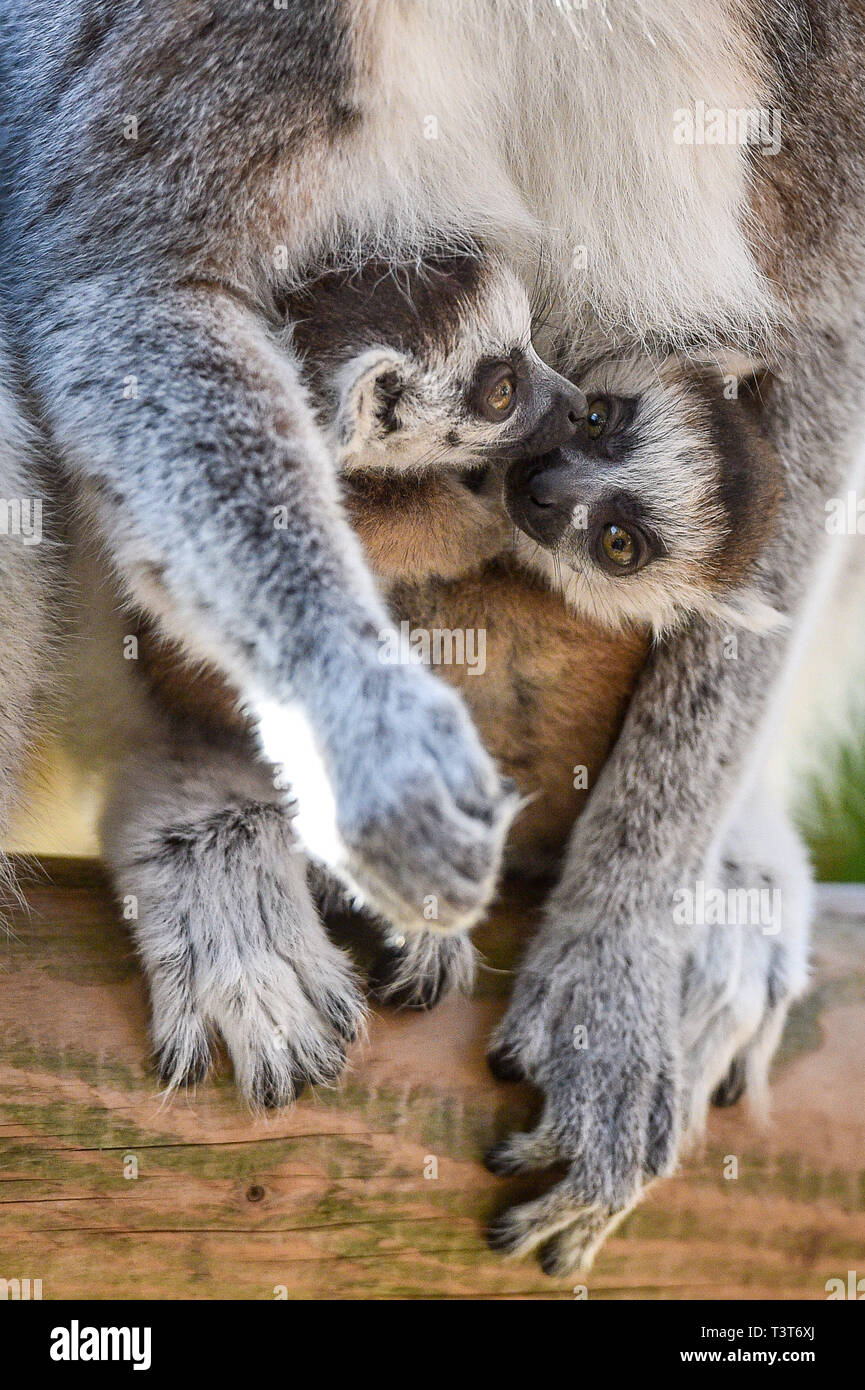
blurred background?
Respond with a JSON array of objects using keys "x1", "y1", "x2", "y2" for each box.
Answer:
[{"x1": 799, "y1": 733, "x2": 865, "y2": 882}]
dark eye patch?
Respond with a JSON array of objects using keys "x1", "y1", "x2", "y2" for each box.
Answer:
[
  {"x1": 467, "y1": 352, "x2": 524, "y2": 422},
  {"x1": 578, "y1": 393, "x2": 640, "y2": 459},
  {"x1": 590, "y1": 490, "x2": 667, "y2": 558}
]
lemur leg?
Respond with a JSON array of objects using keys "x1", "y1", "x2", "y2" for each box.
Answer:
[
  {"x1": 679, "y1": 798, "x2": 811, "y2": 1143},
  {"x1": 8, "y1": 2, "x2": 515, "y2": 936},
  {"x1": 487, "y1": 797, "x2": 812, "y2": 1276},
  {"x1": 486, "y1": 313, "x2": 865, "y2": 1274},
  {"x1": 101, "y1": 737, "x2": 365, "y2": 1107}
]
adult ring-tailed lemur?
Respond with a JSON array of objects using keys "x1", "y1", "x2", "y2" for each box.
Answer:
[{"x1": 2, "y1": 2, "x2": 865, "y2": 1275}]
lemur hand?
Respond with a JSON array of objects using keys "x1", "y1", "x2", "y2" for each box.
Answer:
[
  {"x1": 485, "y1": 916, "x2": 681, "y2": 1275},
  {"x1": 256, "y1": 659, "x2": 517, "y2": 935}
]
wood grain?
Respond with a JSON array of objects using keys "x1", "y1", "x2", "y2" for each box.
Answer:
[{"x1": 1, "y1": 858, "x2": 863, "y2": 1300}]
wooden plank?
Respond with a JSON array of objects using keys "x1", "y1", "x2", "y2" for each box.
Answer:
[{"x1": 0, "y1": 859, "x2": 863, "y2": 1300}]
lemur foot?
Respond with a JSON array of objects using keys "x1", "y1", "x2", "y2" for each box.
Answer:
[
  {"x1": 681, "y1": 926, "x2": 808, "y2": 1135},
  {"x1": 484, "y1": 922, "x2": 680, "y2": 1276},
  {"x1": 679, "y1": 805, "x2": 811, "y2": 1138},
  {"x1": 485, "y1": 801, "x2": 811, "y2": 1277},
  {"x1": 370, "y1": 930, "x2": 478, "y2": 1010},
  {"x1": 103, "y1": 754, "x2": 365, "y2": 1107},
  {"x1": 711, "y1": 1054, "x2": 748, "y2": 1108}
]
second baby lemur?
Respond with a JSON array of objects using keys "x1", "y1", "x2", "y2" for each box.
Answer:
[{"x1": 127, "y1": 247, "x2": 806, "y2": 1137}]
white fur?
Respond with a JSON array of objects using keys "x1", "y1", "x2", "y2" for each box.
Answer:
[
  {"x1": 276, "y1": 1, "x2": 779, "y2": 352},
  {"x1": 251, "y1": 695, "x2": 352, "y2": 885}
]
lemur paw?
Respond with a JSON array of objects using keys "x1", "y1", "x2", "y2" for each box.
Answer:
[
  {"x1": 154, "y1": 906, "x2": 364, "y2": 1112},
  {"x1": 108, "y1": 792, "x2": 366, "y2": 1108},
  {"x1": 484, "y1": 931, "x2": 680, "y2": 1275},
  {"x1": 152, "y1": 1012, "x2": 212, "y2": 1090},
  {"x1": 333, "y1": 667, "x2": 518, "y2": 933},
  {"x1": 151, "y1": 926, "x2": 365, "y2": 1109},
  {"x1": 209, "y1": 944, "x2": 363, "y2": 1108},
  {"x1": 257, "y1": 665, "x2": 518, "y2": 935},
  {"x1": 370, "y1": 930, "x2": 478, "y2": 1009}
]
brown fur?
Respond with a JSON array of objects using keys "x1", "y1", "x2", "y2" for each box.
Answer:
[
  {"x1": 387, "y1": 563, "x2": 645, "y2": 873},
  {"x1": 344, "y1": 471, "x2": 512, "y2": 582},
  {"x1": 138, "y1": 620, "x2": 251, "y2": 742},
  {"x1": 692, "y1": 371, "x2": 784, "y2": 589}
]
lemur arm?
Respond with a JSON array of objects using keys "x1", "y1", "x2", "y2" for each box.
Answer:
[
  {"x1": 487, "y1": 334, "x2": 865, "y2": 1272},
  {"x1": 21, "y1": 273, "x2": 513, "y2": 931}
]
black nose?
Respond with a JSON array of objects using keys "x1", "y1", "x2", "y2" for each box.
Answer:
[
  {"x1": 535, "y1": 382, "x2": 586, "y2": 453},
  {"x1": 505, "y1": 449, "x2": 583, "y2": 546},
  {"x1": 503, "y1": 382, "x2": 586, "y2": 460},
  {"x1": 560, "y1": 382, "x2": 587, "y2": 429}
]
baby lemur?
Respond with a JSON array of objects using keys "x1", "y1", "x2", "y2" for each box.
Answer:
[
  {"x1": 342, "y1": 346, "x2": 785, "y2": 875},
  {"x1": 135, "y1": 249, "x2": 805, "y2": 1132}
]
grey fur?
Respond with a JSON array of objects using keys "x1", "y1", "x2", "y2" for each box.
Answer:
[
  {"x1": 0, "y1": 1, "x2": 515, "y2": 937},
  {"x1": 485, "y1": 306, "x2": 865, "y2": 1268},
  {"x1": 487, "y1": 797, "x2": 811, "y2": 1273},
  {"x1": 100, "y1": 736, "x2": 365, "y2": 1106},
  {"x1": 1, "y1": 0, "x2": 860, "y2": 1275}
]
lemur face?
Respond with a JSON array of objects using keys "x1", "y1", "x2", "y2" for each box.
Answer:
[
  {"x1": 285, "y1": 253, "x2": 585, "y2": 475},
  {"x1": 505, "y1": 355, "x2": 785, "y2": 633}
]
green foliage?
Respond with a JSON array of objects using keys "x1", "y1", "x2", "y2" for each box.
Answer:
[{"x1": 800, "y1": 737, "x2": 865, "y2": 882}]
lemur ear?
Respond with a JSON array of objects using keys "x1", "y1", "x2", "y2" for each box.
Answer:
[
  {"x1": 335, "y1": 349, "x2": 415, "y2": 465},
  {"x1": 706, "y1": 587, "x2": 789, "y2": 634}
]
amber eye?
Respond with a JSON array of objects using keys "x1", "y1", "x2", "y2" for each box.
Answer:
[
  {"x1": 487, "y1": 373, "x2": 515, "y2": 413},
  {"x1": 586, "y1": 397, "x2": 610, "y2": 438},
  {"x1": 474, "y1": 364, "x2": 518, "y2": 422},
  {"x1": 601, "y1": 523, "x2": 637, "y2": 569}
]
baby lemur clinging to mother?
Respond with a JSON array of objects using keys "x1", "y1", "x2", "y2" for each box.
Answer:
[
  {"x1": 343, "y1": 342, "x2": 786, "y2": 875},
  {"x1": 132, "y1": 246, "x2": 805, "y2": 1128}
]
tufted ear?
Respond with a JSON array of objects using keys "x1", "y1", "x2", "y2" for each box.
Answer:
[{"x1": 334, "y1": 349, "x2": 415, "y2": 466}]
